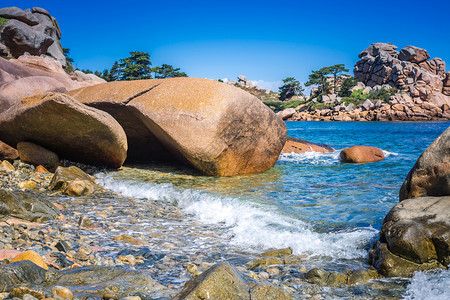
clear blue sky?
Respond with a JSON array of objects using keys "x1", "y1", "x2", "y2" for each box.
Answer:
[{"x1": 3, "y1": 0, "x2": 450, "y2": 90}]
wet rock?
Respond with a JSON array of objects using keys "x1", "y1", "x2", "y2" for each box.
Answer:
[
  {"x1": 281, "y1": 136, "x2": 334, "y2": 154},
  {"x1": 0, "y1": 93, "x2": 127, "y2": 168},
  {"x1": 0, "y1": 249, "x2": 21, "y2": 260},
  {"x1": 0, "y1": 261, "x2": 47, "y2": 292},
  {"x1": 17, "y1": 180, "x2": 36, "y2": 189},
  {"x1": 113, "y1": 234, "x2": 143, "y2": 245},
  {"x1": 10, "y1": 287, "x2": 44, "y2": 299},
  {"x1": 0, "y1": 141, "x2": 18, "y2": 160},
  {"x1": 10, "y1": 250, "x2": 48, "y2": 270},
  {"x1": 370, "y1": 196, "x2": 449, "y2": 277},
  {"x1": 78, "y1": 215, "x2": 95, "y2": 228},
  {"x1": 51, "y1": 286, "x2": 73, "y2": 300},
  {"x1": 68, "y1": 78, "x2": 287, "y2": 176},
  {"x1": 250, "y1": 283, "x2": 292, "y2": 300},
  {"x1": 51, "y1": 265, "x2": 164, "y2": 299},
  {"x1": 258, "y1": 247, "x2": 293, "y2": 258},
  {"x1": 305, "y1": 268, "x2": 330, "y2": 286},
  {"x1": 176, "y1": 262, "x2": 250, "y2": 299},
  {"x1": 49, "y1": 166, "x2": 96, "y2": 196},
  {"x1": 246, "y1": 257, "x2": 283, "y2": 269},
  {"x1": 17, "y1": 142, "x2": 60, "y2": 171},
  {"x1": 0, "y1": 189, "x2": 60, "y2": 222},
  {"x1": 399, "y1": 127, "x2": 449, "y2": 200},
  {"x1": 347, "y1": 270, "x2": 379, "y2": 285},
  {"x1": 55, "y1": 240, "x2": 71, "y2": 253},
  {"x1": 35, "y1": 165, "x2": 49, "y2": 174},
  {"x1": 340, "y1": 146, "x2": 385, "y2": 163},
  {"x1": 0, "y1": 160, "x2": 15, "y2": 172}
]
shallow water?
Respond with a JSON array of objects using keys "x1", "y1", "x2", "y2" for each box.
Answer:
[{"x1": 96, "y1": 121, "x2": 449, "y2": 298}]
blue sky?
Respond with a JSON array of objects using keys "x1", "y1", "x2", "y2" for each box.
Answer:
[{"x1": 3, "y1": 0, "x2": 450, "y2": 90}]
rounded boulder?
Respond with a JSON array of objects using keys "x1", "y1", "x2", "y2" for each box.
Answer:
[{"x1": 340, "y1": 146, "x2": 385, "y2": 163}]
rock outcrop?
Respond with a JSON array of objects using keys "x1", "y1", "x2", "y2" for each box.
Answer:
[
  {"x1": 285, "y1": 43, "x2": 450, "y2": 121},
  {"x1": 0, "y1": 6, "x2": 66, "y2": 67},
  {"x1": 68, "y1": 77, "x2": 287, "y2": 176},
  {"x1": 370, "y1": 128, "x2": 450, "y2": 277},
  {"x1": 399, "y1": 127, "x2": 450, "y2": 201},
  {"x1": 0, "y1": 55, "x2": 105, "y2": 112},
  {"x1": 0, "y1": 93, "x2": 127, "y2": 168},
  {"x1": 340, "y1": 146, "x2": 385, "y2": 163},
  {"x1": 281, "y1": 136, "x2": 334, "y2": 154}
]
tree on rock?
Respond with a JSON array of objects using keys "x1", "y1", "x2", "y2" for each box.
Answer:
[
  {"x1": 118, "y1": 51, "x2": 153, "y2": 81},
  {"x1": 279, "y1": 77, "x2": 304, "y2": 101},
  {"x1": 153, "y1": 64, "x2": 187, "y2": 79},
  {"x1": 329, "y1": 64, "x2": 349, "y2": 92}
]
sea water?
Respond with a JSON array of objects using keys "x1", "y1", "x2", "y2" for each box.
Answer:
[{"x1": 96, "y1": 121, "x2": 449, "y2": 299}]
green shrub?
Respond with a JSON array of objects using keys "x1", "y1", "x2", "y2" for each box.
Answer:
[
  {"x1": 263, "y1": 100, "x2": 304, "y2": 112},
  {"x1": 0, "y1": 17, "x2": 8, "y2": 30},
  {"x1": 368, "y1": 86, "x2": 397, "y2": 102},
  {"x1": 338, "y1": 77, "x2": 358, "y2": 97},
  {"x1": 350, "y1": 89, "x2": 370, "y2": 101}
]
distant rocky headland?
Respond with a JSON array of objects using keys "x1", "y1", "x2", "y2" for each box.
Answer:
[{"x1": 272, "y1": 43, "x2": 450, "y2": 121}]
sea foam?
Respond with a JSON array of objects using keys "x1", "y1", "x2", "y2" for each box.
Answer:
[
  {"x1": 97, "y1": 173, "x2": 377, "y2": 259},
  {"x1": 403, "y1": 269, "x2": 450, "y2": 300}
]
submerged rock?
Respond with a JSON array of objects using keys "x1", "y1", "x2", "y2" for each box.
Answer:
[
  {"x1": 51, "y1": 265, "x2": 164, "y2": 299},
  {"x1": 0, "y1": 93, "x2": 127, "y2": 168},
  {"x1": 399, "y1": 127, "x2": 449, "y2": 201},
  {"x1": 68, "y1": 78, "x2": 287, "y2": 176},
  {"x1": 340, "y1": 146, "x2": 385, "y2": 163},
  {"x1": 0, "y1": 189, "x2": 60, "y2": 222},
  {"x1": 281, "y1": 136, "x2": 334, "y2": 154},
  {"x1": 305, "y1": 268, "x2": 379, "y2": 286}
]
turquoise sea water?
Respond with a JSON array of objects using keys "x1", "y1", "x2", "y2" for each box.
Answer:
[{"x1": 98, "y1": 121, "x2": 449, "y2": 298}]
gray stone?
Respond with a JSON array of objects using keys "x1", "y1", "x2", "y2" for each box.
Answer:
[
  {"x1": 1, "y1": 19, "x2": 54, "y2": 57},
  {"x1": 276, "y1": 108, "x2": 296, "y2": 120},
  {"x1": 0, "y1": 7, "x2": 39, "y2": 26},
  {"x1": 361, "y1": 99, "x2": 374, "y2": 111},
  {"x1": 399, "y1": 46, "x2": 430, "y2": 63}
]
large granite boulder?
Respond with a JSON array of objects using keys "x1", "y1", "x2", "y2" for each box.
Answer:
[
  {"x1": 371, "y1": 128, "x2": 450, "y2": 277},
  {"x1": 0, "y1": 189, "x2": 60, "y2": 222},
  {"x1": 0, "y1": 55, "x2": 105, "y2": 112},
  {"x1": 68, "y1": 78, "x2": 287, "y2": 176},
  {"x1": 281, "y1": 136, "x2": 334, "y2": 154},
  {"x1": 370, "y1": 196, "x2": 449, "y2": 277},
  {"x1": 0, "y1": 92, "x2": 127, "y2": 168},
  {"x1": 399, "y1": 127, "x2": 450, "y2": 201},
  {"x1": 17, "y1": 141, "x2": 60, "y2": 171},
  {"x1": 0, "y1": 6, "x2": 66, "y2": 67}
]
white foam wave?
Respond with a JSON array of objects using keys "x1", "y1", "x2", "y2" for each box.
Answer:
[
  {"x1": 403, "y1": 269, "x2": 450, "y2": 299},
  {"x1": 382, "y1": 150, "x2": 399, "y2": 157},
  {"x1": 97, "y1": 174, "x2": 377, "y2": 259},
  {"x1": 279, "y1": 151, "x2": 340, "y2": 165}
]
